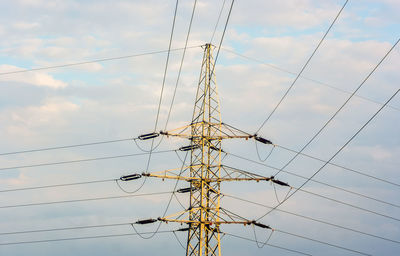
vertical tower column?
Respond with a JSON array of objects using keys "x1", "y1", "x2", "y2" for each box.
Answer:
[
  {"x1": 136, "y1": 43, "x2": 276, "y2": 256},
  {"x1": 186, "y1": 44, "x2": 222, "y2": 256}
]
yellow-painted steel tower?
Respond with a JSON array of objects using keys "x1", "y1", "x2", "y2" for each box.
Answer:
[
  {"x1": 140, "y1": 43, "x2": 275, "y2": 256},
  {"x1": 186, "y1": 43, "x2": 222, "y2": 256}
]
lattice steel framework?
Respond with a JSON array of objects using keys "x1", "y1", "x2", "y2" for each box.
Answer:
[
  {"x1": 140, "y1": 44, "x2": 275, "y2": 256},
  {"x1": 186, "y1": 43, "x2": 222, "y2": 256}
]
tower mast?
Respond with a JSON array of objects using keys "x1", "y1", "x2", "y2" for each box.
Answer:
[
  {"x1": 135, "y1": 43, "x2": 277, "y2": 256},
  {"x1": 187, "y1": 43, "x2": 222, "y2": 256}
]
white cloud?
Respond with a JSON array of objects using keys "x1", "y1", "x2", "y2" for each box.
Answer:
[
  {"x1": 0, "y1": 65, "x2": 67, "y2": 88},
  {"x1": 1, "y1": 99, "x2": 79, "y2": 142},
  {"x1": 9, "y1": 99, "x2": 79, "y2": 126},
  {"x1": 1, "y1": 38, "x2": 43, "y2": 57}
]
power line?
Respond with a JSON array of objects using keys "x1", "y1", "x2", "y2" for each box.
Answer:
[
  {"x1": 226, "y1": 151, "x2": 400, "y2": 209},
  {"x1": 0, "y1": 167, "x2": 186, "y2": 197},
  {"x1": 221, "y1": 125, "x2": 400, "y2": 195},
  {"x1": 131, "y1": 149, "x2": 190, "y2": 240},
  {"x1": 274, "y1": 229, "x2": 372, "y2": 256},
  {"x1": 0, "y1": 186, "x2": 380, "y2": 251},
  {"x1": 255, "y1": 142, "x2": 275, "y2": 162},
  {"x1": 256, "y1": 88, "x2": 400, "y2": 221},
  {"x1": 0, "y1": 230, "x2": 174, "y2": 246},
  {"x1": 296, "y1": 186, "x2": 400, "y2": 222},
  {"x1": 152, "y1": 0, "x2": 179, "y2": 133},
  {"x1": 251, "y1": 223, "x2": 274, "y2": 249},
  {"x1": 3, "y1": 130, "x2": 395, "y2": 191},
  {"x1": 224, "y1": 193, "x2": 400, "y2": 244},
  {"x1": 0, "y1": 138, "x2": 134, "y2": 156},
  {"x1": 222, "y1": 86, "x2": 400, "y2": 213},
  {"x1": 221, "y1": 178, "x2": 398, "y2": 229},
  {"x1": 217, "y1": 208, "x2": 371, "y2": 256},
  {"x1": 3, "y1": 133, "x2": 397, "y2": 192},
  {"x1": 274, "y1": 144, "x2": 400, "y2": 188},
  {"x1": 0, "y1": 191, "x2": 173, "y2": 210},
  {"x1": 255, "y1": 0, "x2": 349, "y2": 134},
  {"x1": 2, "y1": 136, "x2": 394, "y2": 209},
  {"x1": 140, "y1": 0, "x2": 182, "y2": 197},
  {"x1": 272, "y1": 38, "x2": 399, "y2": 178},
  {"x1": 163, "y1": 0, "x2": 198, "y2": 132},
  {"x1": 0, "y1": 221, "x2": 132, "y2": 236},
  {"x1": 221, "y1": 48, "x2": 400, "y2": 112},
  {"x1": 1, "y1": 225, "x2": 357, "y2": 256},
  {"x1": 0, "y1": 149, "x2": 175, "y2": 172},
  {"x1": 203, "y1": 0, "x2": 234, "y2": 93},
  {"x1": 295, "y1": 173, "x2": 400, "y2": 208},
  {"x1": 0, "y1": 178, "x2": 115, "y2": 193},
  {"x1": 223, "y1": 232, "x2": 312, "y2": 256},
  {"x1": 1, "y1": 2, "x2": 196, "y2": 173},
  {"x1": 140, "y1": 0, "x2": 198, "y2": 206},
  {"x1": 0, "y1": 46, "x2": 201, "y2": 76},
  {"x1": 212, "y1": 0, "x2": 234, "y2": 70},
  {"x1": 210, "y1": 0, "x2": 227, "y2": 44},
  {"x1": 172, "y1": 229, "x2": 187, "y2": 250},
  {"x1": 4, "y1": 138, "x2": 395, "y2": 202}
]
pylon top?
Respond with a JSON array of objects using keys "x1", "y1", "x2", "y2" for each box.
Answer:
[{"x1": 203, "y1": 43, "x2": 216, "y2": 49}]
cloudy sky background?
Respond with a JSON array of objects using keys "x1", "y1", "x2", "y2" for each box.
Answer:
[{"x1": 0, "y1": 0, "x2": 399, "y2": 255}]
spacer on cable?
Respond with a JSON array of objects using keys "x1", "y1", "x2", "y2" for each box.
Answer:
[
  {"x1": 120, "y1": 174, "x2": 141, "y2": 181},
  {"x1": 138, "y1": 132, "x2": 159, "y2": 140}
]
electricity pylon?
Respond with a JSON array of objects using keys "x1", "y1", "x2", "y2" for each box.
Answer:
[
  {"x1": 168, "y1": 43, "x2": 224, "y2": 256},
  {"x1": 130, "y1": 43, "x2": 286, "y2": 255}
]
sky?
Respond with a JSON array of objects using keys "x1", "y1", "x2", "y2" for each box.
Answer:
[{"x1": 0, "y1": 0, "x2": 399, "y2": 255}]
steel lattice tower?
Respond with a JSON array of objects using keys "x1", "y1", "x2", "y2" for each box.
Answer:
[
  {"x1": 135, "y1": 43, "x2": 277, "y2": 256},
  {"x1": 186, "y1": 43, "x2": 222, "y2": 256}
]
